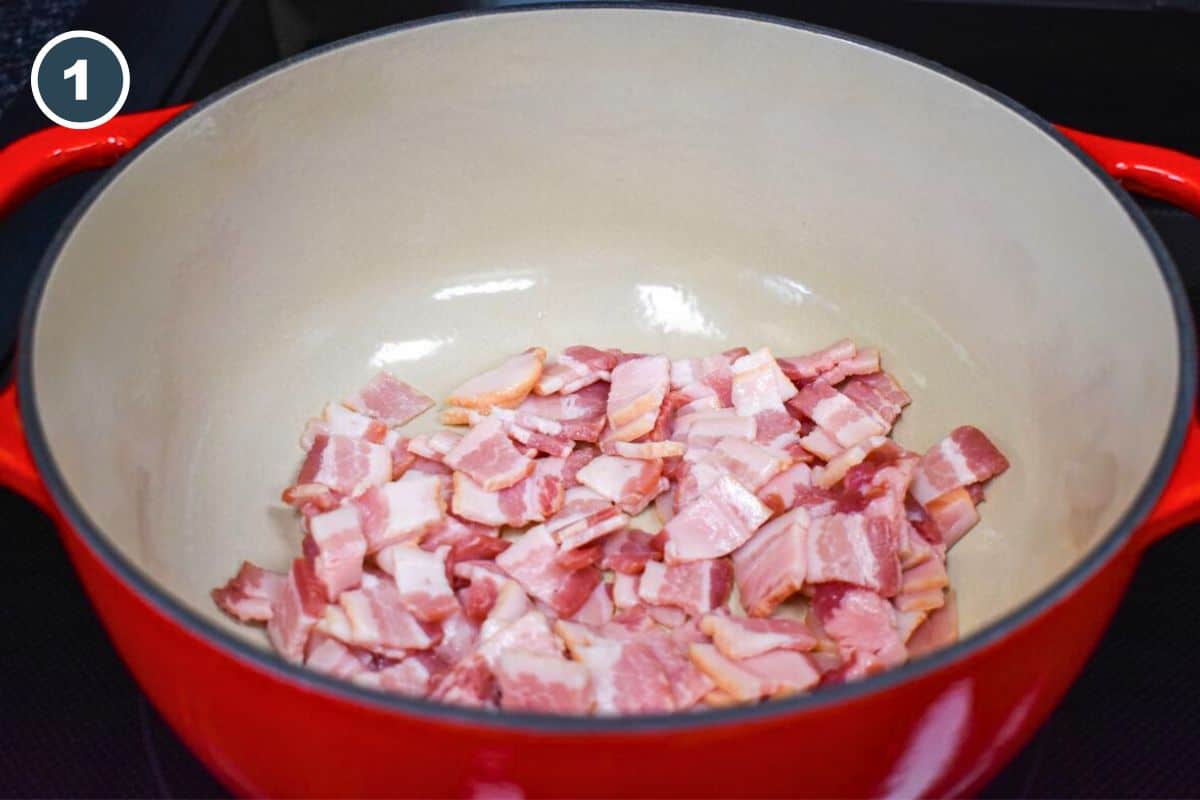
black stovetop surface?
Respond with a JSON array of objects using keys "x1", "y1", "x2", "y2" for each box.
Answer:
[{"x1": 2, "y1": 2, "x2": 1199, "y2": 797}]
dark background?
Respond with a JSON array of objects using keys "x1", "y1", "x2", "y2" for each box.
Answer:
[{"x1": 2, "y1": 1, "x2": 1199, "y2": 797}]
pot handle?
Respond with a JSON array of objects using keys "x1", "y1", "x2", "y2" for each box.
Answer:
[
  {"x1": 1058, "y1": 126, "x2": 1200, "y2": 547},
  {"x1": 0, "y1": 105, "x2": 188, "y2": 510}
]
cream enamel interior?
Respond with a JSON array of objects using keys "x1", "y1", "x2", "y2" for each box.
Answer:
[{"x1": 31, "y1": 9, "x2": 1178, "y2": 654}]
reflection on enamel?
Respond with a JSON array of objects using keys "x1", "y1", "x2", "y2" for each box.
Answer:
[
  {"x1": 901, "y1": 298, "x2": 976, "y2": 369},
  {"x1": 636, "y1": 284, "x2": 722, "y2": 337},
  {"x1": 881, "y1": 679, "x2": 973, "y2": 799},
  {"x1": 433, "y1": 277, "x2": 536, "y2": 301},
  {"x1": 761, "y1": 275, "x2": 813, "y2": 303},
  {"x1": 370, "y1": 337, "x2": 450, "y2": 365}
]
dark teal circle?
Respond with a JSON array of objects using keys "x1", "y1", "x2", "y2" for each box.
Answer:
[{"x1": 35, "y1": 35, "x2": 126, "y2": 124}]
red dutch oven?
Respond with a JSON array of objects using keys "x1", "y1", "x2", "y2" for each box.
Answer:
[{"x1": 3, "y1": 6, "x2": 1200, "y2": 797}]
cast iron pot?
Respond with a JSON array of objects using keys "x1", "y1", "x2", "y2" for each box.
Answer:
[{"x1": 2, "y1": 6, "x2": 1200, "y2": 797}]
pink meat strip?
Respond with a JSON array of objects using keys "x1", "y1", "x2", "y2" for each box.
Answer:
[
  {"x1": 816, "y1": 347, "x2": 880, "y2": 387},
  {"x1": 910, "y1": 425, "x2": 1011, "y2": 505},
  {"x1": 806, "y1": 511, "x2": 901, "y2": 597},
  {"x1": 840, "y1": 371, "x2": 911, "y2": 427},
  {"x1": 406, "y1": 430, "x2": 462, "y2": 462},
  {"x1": 731, "y1": 508, "x2": 809, "y2": 617},
  {"x1": 907, "y1": 589, "x2": 959, "y2": 658},
  {"x1": 376, "y1": 543, "x2": 459, "y2": 623},
  {"x1": 301, "y1": 403, "x2": 389, "y2": 450},
  {"x1": 789, "y1": 380, "x2": 886, "y2": 449},
  {"x1": 326, "y1": 572, "x2": 440, "y2": 654},
  {"x1": 606, "y1": 355, "x2": 670, "y2": 442},
  {"x1": 352, "y1": 472, "x2": 445, "y2": 553},
  {"x1": 495, "y1": 650, "x2": 593, "y2": 713},
  {"x1": 447, "y1": 348, "x2": 547, "y2": 412},
  {"x1": 776, "y1": 339, "x2": 856, "y2": 382},
  {"x1": 267, "y1": 558, "x2": 329, "y2": 662},
  {"x1": 443, "y1": 416, "x2": 535, "y2": 491},
  {"x1": 343, "y1": 370, "x2": 434, "y2": 427},
  {"x1": 730, "y1": 347, "x2": 797, "y2": 417},
  {"x1": 306, "y1": 505, "x2": 367, "y2": 601},
  {"x1": 700, "y1": 613, "x2": 817, "y2": 660},
  {"x1": 812, "y1": 583, "x2": 906, "y2": 680},
  {"x1": 663, "y1": 474, "x2": 771, "y2": 563},
  {"x1": 495, "y1": 525, "x2": 602, "y2": 617},
  {"x1": 212, "y1": 561, "x2": 286, "y2": 623},
  {"x1": 450, "y1": 457, "x2": 566, "y2": 527},
  {"x1": 688, "y1": 644, "x2": 819, "y2": 701},
  {"x1": 518, "y1": 382, "x2": 609, "y2": 443},
  {"x1": 554, "y1": 507, "x2": 630, "y2": 552},
  {"x1": 574, "y1": 455, "x2": 665, "y2": 515},
  {"x1": 555, "y1": 621, "x2": 676, "y2": 714},
  {"x1": 638, "y1": 559, "x2": 733, "y2": 616},
  {"x1": 599, "y1": 529, "x2": 663, "y2": 574},
  {"x1": 925, "y1": 487, "x2": 981, "y2": 549},
  {"x1": 287, "y1": 434, "x2": 391, "y2": 500},
  {"x1": 569, "y1": 582, "x2": 616, "y2": 627}
]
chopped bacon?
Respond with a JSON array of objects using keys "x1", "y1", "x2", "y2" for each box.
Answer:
[
  {"x1": 212, "y1": 561, "x2": 286, "y2": 623},
  {"x1": 813, "y1": 435, "x2": 889, "y2": 490},
  {"x1": 495, "y1": 525, "x2": 602, "y2": 617},
  {"x1": 640, "y1": 629, "x2": 715, "y2": 709},
  {"x1": 554, "y1": 507, "x2": 630, "y2": 552},
  {"x1": 360, "y1": 656, "x2": 439, "y2": 697},
  {"x1": 406, "y1": 430, "x2": 462, "y2": 461},
  {"x1": 776, "y1": 339, "x2": 857, "y2": 382},
  {"x1": 496, "y1": 650, "x2": 593, "y2": 713},
  {"x1": 305, "y1": 633, "x2": 371, "y2": 680},
  {"x1": 925, "y1": 486, "x2": 981, "y2": 549},
  {"x1": 447, "y1": 348, "x2": 547, "y2": 412},
  {"x1": 612, "y1": 572, "x2": 641, "y2": 608},
  {"x1": 796, "y1": 426, "x2": 843, "y2": 461},
  {"x1": 688, "y1": 643, "x2": 818, "y2": 701},
  {"x1": 906, "y1": 589, "x2": 959, "y2": 658},
  {"x1": 536, "y1": 345, "x2": 617, "y2": 396},
  {"x1": 910, "y1": 426, "x2": 1010, "y2": 505},
  {"x1": 421, "y1": 513, "x2": 498, "y2": 551},
  {"x1": 900, "y1": 556, "x2": 949, "y2": 594},
  {"x1": 731, "y1": 347, "x2": 797, "y2": 417},
  {"x1": 599, "y1": 528, "x2": 662, "y2": 574},
  {"x1": 288, "y1": 434, "x2": 391, "y2": 499},
  {"x1": 386, "y1": 433, "x2": 418, "y2": 479},
  {"x1": 570, "y1": 581, "x2": 615, "y2": 626},
  {"x1": 817, "y1": 348, "x2": 880, "y2": 387},
  {"x1": 638, "y1": 559, "x2": 733, "y2": 616},
  {"x1": 344, "y1": 370, "x2": 434, "y2": 427},
  {"x1": 518, "y1": 382, "x2": 609, "y2": 442},
  {"x1": 353, "y1": 472, "x2": 445, "y2": 553},
  {"x1": 606, "y1": 355, "x2": 671, "y2": 442},
  {"x1": 841, "y1": 371, "x2": 911, "y2": 427},
  {"x1": 451, "y1": 457, "x2": 566, "y2": 527},
  {"x1": 812, "y1": 583, "x2": 906, "y2": 679},
  {"x1": 789, "y1": 381, "x2": 886, "y2": 449},
  {"x1": 705, "y1": 436, "x2": 788, "y2": 492},
  {"x1": 894, "y1": 588, "x2": 946, "y2": 613},
  {"x1": 443, "y1": 416, "x2": 535, "y2": 491},
  {"x1": 480, "y1": 580, "x2": 533, "y2": 641},
  {"x1": 674, "y1": 408, "x2": 756, "y2": 449},
  {"x1": 307, "y1": 505, "x2": 367, "y2": 601},
  {"x1": 700, "y1": 613, "x2": 816, "y2": 659},
  {"x1": 574, "y1": 455, "x2": 665, "y2": 515},
  {"x1": 606, "y1": 439, "x2": 687, "y2": 460},
  {"x1": 376, "y1": 544, "x2": 459, "y2": 623},
  {"x1": 555, "y1": 621, "x2": 675, "y2": 714},
  {"x1": 731, "y1": 508, "x2": 808, "y2": 617},
  {"x1": 330, "y1": 572, "x2": 440, "y2": 653},
  {"x1": 757, "y1": 464, "x2": 839, "y2": 518},
  {"x1": 434, "y1": 610, "x2": 481, "y2": 665},
  {"x1": 301, "y1": 403, "x2": 389, "y2": 450},
  {"x1": 806, "y1": 512, "x2": 901, "y2": 596},
  {"x1": 663, "y1": 474, "x2": 771, "y2": 563},
  {"x1": 267, "y1": 558, "x2": 329, "y2": 662}
]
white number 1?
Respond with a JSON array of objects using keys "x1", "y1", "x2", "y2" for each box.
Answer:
[{"x1": 63, "y1": 59, "x2": 88, "y2": 101}]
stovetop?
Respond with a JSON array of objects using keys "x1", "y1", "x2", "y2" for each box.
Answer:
[{"x1": 2, "y1": 2, "x2": 1199, "y2": 797}]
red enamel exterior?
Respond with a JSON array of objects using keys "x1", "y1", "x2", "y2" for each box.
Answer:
[{"x1": 2, "y1": 105, "x2": 1200, "y2": 797}]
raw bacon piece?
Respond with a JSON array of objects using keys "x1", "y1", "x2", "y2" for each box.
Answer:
[
  {"x1": 353, "y1": 472, "x2": 445, "y2": 553},
  {"x1": 907, "y1": 589, "x2": 959, "y2": 658},
  {"x1": 777, "y1": 339, "x2": 857, "y2": 382},
  {"x1": 333, "y1": 572, "x2": 440, "y2": 653},
  {"x1": 638, "y1": 559, "x2": 733, "y2": 616},
  {"x1": 212, "y1": 562, "x2": 285, "y2": 623},
  {"x1": 443, "y1": 416, "x2": 535, "y2": 491},
  {"x1": 575, "y1": 455, "x2": 665, "y2": 515},
  {"x1": 894, "y1": 588, "x2": 946, "y2": 613},
  {"x1": 812, "y1": 583, "x2": 906, "y2": 679},
  {"x1": 563, "y1": 444, "x2": 600, "y2": 486},
  {"x1": 544, "y1": 486, "x2": 615, "y2": 535},
  {"x1": 451, "y1": 457, "x2": 566, "y2": 528},
  {"x1": 756, "y1": 463, "x2": 839, "y2": 518},
  {"x1": 344, "y1": 370, "x2": 434, "y2": 427},
  {"x1": 674, "y1": 408, "x2": 756, "y2": 449},
  {"x1": 688, "y1": 643, "x2": 819, "y2": 701},
  {"x1": 359, "y1": 657, "x2": 438, "y2": 697},
  {"x1": 607, "y1": 440, "x2": 687, "y2": 460},
  {"x1": 813, "y1": 435, "x2": 889, "y2": 490},
  {"x1": 480, "y1": 580, "x2": 533, "y2": 640},
  {"x1": 421, "y1": 513, "x2": 498, "y2": 551},
  {"x1": 910, "y1": 426, "x2": 1010, "y2": 505},
  {"x1": 841, "y1": 371, "x2": 911, "y2": 427},
  {"x1": 641, "y1": 629, "x2": 715, "y2": 709},
  {"x1": 900, "y1": 556, "x2": 949, "y2": 594},
  {"x1": 301, "y1": 403, "x2": 389, "y2": 450},
  {"x1": 612, "y1": 573, "x2": 641, "y2": 609},
  {"x1": 307, "y1": 505, "x2": 367, "y2": 601},
  {"x1": 700, "y1": 613, "x2": 817, "y2": 659},
  {"x1": 554, "y1": 506, "x2": 630, "y2": 552},
  {"x1": 288, "y1": 434, "x2": 391, "y2": 499},
  {"x1": 806, "y1": 512, "x2": 901, "y2": 597},
  {"x1": 599, "y1": 529, "x2": 662, "y2": 574},
  {"x1": 447, "y1": 348, "x2": 547, "y2": 412},
  {"x1": 519, "y1": 382, "x2": 609, "y2": 443},
  {"x1": 789, "y1": 381, "x2": 886, "y2": 448},
  {"x1": 376, "y1": 543, "x2": 459, "y2": 623},
  {"x1": 555, "y1": 621, "x2": 675, "y2": 714},
  {"x1": 663, "y1": 474, "x2": 771, "y2": 563},
  {"x1": 731, "y1": 508, "x2": 808, "y2": 617},
  {"x1": 796, "y1": 427, "x2": 843, "y2": 461},
  {"x1": 434, "y1": 610, "x2": 481, "y2": 665},
  {"x1": 706, "y1": 436, "x2": 788, "y2": 492},
  {"x1": 495, "y1": 525, "x2": 602, "y2": 617},
  {"x1": 385, "y1": 433, "x2": 418, "y2": 479},
  {"x1": 925, "y1": 486, "x2": 982, "y2": 549},
  {"x1": 496, "y1": 650, "x2": 593, "y2": 713},
  {"x1": 406, "y1": 431, "x2": 462, "y2": 461},
  {"x1": 606, "y1": 355, "x2": 670, "y2": 442},
  {"x1": 731, "y1": 347, "x2": 797, "y2": 417},
  {"x1": 570, "y1": 581, "x2": 615, "y2": 627},
  {"x1": 267, "y1": 558, "x2": 329, "y2": 662},
  {"x1": 817, "y1": 348, "x2": 880, "y2": 386}
]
